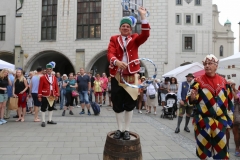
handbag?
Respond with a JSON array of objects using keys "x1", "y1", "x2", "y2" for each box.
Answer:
[
  {"x1": 149, "y1": 94, "x2": 156, "y2": 99},
  {"x1": 9, "y1": 97, "x2": 18, "y2": 110},
  {"x1": 72, "y1": 90, "x2": 79, "y2": 97}
]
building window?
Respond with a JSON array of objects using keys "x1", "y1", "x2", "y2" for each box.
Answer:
[
  {"x1": 220, "y1": 45, "x2": 223, "y2": 57},
  {"x1": 41, "y1": 0, "x2": 58, "y2": 40},
  {"x1": 176, "y1": 13, "x2": 182, "y2": 25},
  {"x1": 176, "y1": 0, "x2": 182, "y2": 5},
  {"x1": 186, "y1": 15, "x2": 191, "y2": 23},
  {"x1": 77, "y1": 0, "x2": 101, "y2": 39},
  {"x1": 0, "y1": 16, "x2": 6, "y2": 41},
  {"x1": 122, "y1": 0, "x2": 142, "y2": 34},
  {"x1": 182, "y1": 34, "x2": 195, "y2": 52},
  {"x1": 184, "y1": 14, "x2": 193, "y2": 25},
  {"x1": 196, "y1": 14, "x2": 202, "y2": 25},
  {"x1": 195, "y1": 0, "x2": 201, "y2": 5}
]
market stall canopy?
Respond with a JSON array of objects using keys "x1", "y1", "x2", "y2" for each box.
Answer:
[
  {"x1": 0, "y1": 59, "x2": 15, "y2": 70},
  {"x1": 193, "y1": 69, "x2": 205, "y2": 77},
  {"x1": 218, "y1": 54, "x2": 240, "y2": 68},
  {"x1": 162, "y1": 62, "x2": 204, "y2": 83}
]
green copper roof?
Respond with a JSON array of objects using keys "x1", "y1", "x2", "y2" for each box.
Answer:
[{"x1": 225, "y1": 19, "x2": 231, "y2": 25}]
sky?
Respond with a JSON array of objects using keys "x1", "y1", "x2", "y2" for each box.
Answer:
[{"x1": 212, "y1": 0, "x2": 240, "y2": 54}]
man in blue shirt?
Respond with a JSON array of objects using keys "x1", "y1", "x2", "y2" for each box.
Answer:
[
  {"x1": 29, "y1": 66, "x2": 43, "y2": 122},
  {"x1": 77, "y1": 68, "x2": 91, "y2": 115}
]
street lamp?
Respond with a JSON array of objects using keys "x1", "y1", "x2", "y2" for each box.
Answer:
[{"x1": 185, "y1": 0, "x2": 193, "y2": 4}]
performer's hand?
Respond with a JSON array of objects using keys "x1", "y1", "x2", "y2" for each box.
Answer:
[
  {"x1": 180, "y1": 100, "x2": 184, "y2": 106},
  {"x1": 138, "y1": 7, "x2": 147, "y2": 20},
  {"x1": 190, "y1": 89, "x2": 197, "y2": 100},
  {"x1": 38, "y1": 98, "x2": 42, "y2": 102},
  {"x1": 116, "y1": 60, "x2": 127, "y2": 70}
]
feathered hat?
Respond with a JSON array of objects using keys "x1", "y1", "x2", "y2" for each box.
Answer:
[
  {"x1": 46, "y1": 61, "x2": 56, "y2": 69},
  {"x1": 120, "y1": 16, "x2": 137, "y2": 27}
]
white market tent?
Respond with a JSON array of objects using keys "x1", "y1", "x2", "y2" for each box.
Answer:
[
  {"x1": 162, "y1": 62, "x2": 204, "y2": 83},
  {"x1": 218, "y1": 54, "x2": 240, "y2": 68},
  {"x1": 0, "y1": 59, "x2": 15, "y2": 70}
]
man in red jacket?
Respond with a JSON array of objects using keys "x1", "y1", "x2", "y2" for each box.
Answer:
[
  {"x1": 38, "y1": 62, "x2": 59, "y2": 127},
  {"x1": 107, "y1": 7, "x2": 150, "y2": 140}
]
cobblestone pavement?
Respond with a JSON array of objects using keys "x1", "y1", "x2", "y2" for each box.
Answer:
[{"x1": 0, "y1": 104, "x2": 239, "y2": 160}]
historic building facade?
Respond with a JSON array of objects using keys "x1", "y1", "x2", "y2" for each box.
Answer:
[{"x1": 0, "y1": 0, "x2": 235, "y2": 76}]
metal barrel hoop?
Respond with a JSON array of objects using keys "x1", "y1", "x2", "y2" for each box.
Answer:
[{"x1": 120, "y1": 58, "x2": 157, "y2": 89}]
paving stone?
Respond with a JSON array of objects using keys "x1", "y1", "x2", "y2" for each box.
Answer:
[
  {"x1": 80, "y1": 142, "x2": 96, "y2": 147},
  {"x1": 150, "y1": 151, "x2": 172, "y2": 159},
  {"x1": 0, "y1": 142, "x2": 15, "y2": 147},
  {"x1": 41, "y1": 155, "x2": 61, "y2": 160},
  {"x1": 1, "y1": 155, "x2": 22, "y2": 160},
  {"x1": 80, "y1": 154, "x2": 99, "y2": 160},
  {"x1": 35, "y1": 148, "x2": 54, "y2": 155},
  {"x1": 0, "y1": 148, "x2": 19, "y2": 154},
  {"x1": 152, "y1": 146, "x2": 171, "y2": 152},
  {"x1": 166, "y1": 151, "x2": 188, "y2": 158},
  {"x1": 141, "y1": 146, "x2": 156, "y2": 153},
  {"x1": 88, "y1": 147, "x2": 104, "y2": 154},
  {"x1": 47, "y1": 142, "x2": 64, "y2": 148},
  {"x1": 60, "y1": 155, "x2": 79, "y2": 160},
  {"x1": 63, "y1": 142, "x2": 80, "y2": 147},
  {"x1": 20, "y1": 155, "x2": 41, "y2": 160},
  {"x1": 57, "y1": 137, "x2": 73, "y2": 142},
  {"x1": 71, "y1": 147, "x2": 89, "y2": 154},
  {"x1": 15, "y1": 147, "x2": 37, "y2": 154},
  {"x1": 52, "y1": 148, "x2": 71, "y2": 155},
  {"x1": 142, "y1": 152, "x2": 155, "y2": 160},
  {"x1": 43, "y1": 136, "x2": 59, "y2": 142}
]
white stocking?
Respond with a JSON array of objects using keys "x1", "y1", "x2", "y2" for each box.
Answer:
[
  {"x1": 124, "y1": 110, "x2": 133, "y2": 131},
  {"x1": 48, "y1": 111, "x2": 53, "y2": 122},
  {"x1": 115, "y1": 112, "x2": 124, "y2": 131},
  {"x1": 42, "y1": 112, "x2": 45, "y2": 122}
]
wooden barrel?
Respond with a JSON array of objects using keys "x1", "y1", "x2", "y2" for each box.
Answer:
[{"x1": 103, "y1": 131, "x2": 142, "y2": 160}]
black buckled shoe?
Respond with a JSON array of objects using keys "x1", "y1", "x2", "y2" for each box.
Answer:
[
  {"x1": 184, "y1": 127, "x2": 190, "y2": 132},
  {"x1": 175, "y1": 127, "x2": 180, "y2": 133},
  {"x1": 62, "y1": 110, "x2": 65, "y2": 116},
  {"x1": 123, "y1": 131, "x2": 130, "y2": 140},
  {"x1": 41, "y1": 122, "x2": 46, "y2": 127},
  {"x1": 113, "y1": 130, "x2": 122, "y2": 139},
  {"x1": 47, "y1": 121, "x2": 57, "y2": 124},
  {"x1": 69, "y1": 110, "x2": 74, "y2": 115}
]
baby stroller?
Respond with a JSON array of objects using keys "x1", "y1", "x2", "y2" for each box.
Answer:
[{"x1": 160, "y1": 93, "x2": 177, "y2": 120}]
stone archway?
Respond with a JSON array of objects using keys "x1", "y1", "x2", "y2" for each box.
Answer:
[
  {"x1": 25, "y1": 50, "x2": 75, "y2": 74},
  {"x1": 86, "y1": 50, "x2": 109, "y2": 76},
  {"x1": 0, "y1": 51, "x2": 14, "y2": 64},
  {"x1": 86, "y1": 50, "x2": 149, "y2": 77}
]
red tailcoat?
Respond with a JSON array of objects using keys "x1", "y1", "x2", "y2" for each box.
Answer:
[
  {"x1": 107, "y1": 23, "x2": 150, "y2": 76},
  {"x1": 38, "y1": 74, "x2": 59, "y2": 98}
]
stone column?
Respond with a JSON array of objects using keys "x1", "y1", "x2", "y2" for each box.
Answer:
[
  {"x1": 75, "y1": 49, "x2": 85, "y2": 72},
  {"x1": 14, "y1": 45, "x2": 23, "y2": 69}
]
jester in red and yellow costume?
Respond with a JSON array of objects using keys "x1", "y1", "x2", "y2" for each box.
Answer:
[{"x1": 188, "y1": 54, "x2": 233, "y2": 159}]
